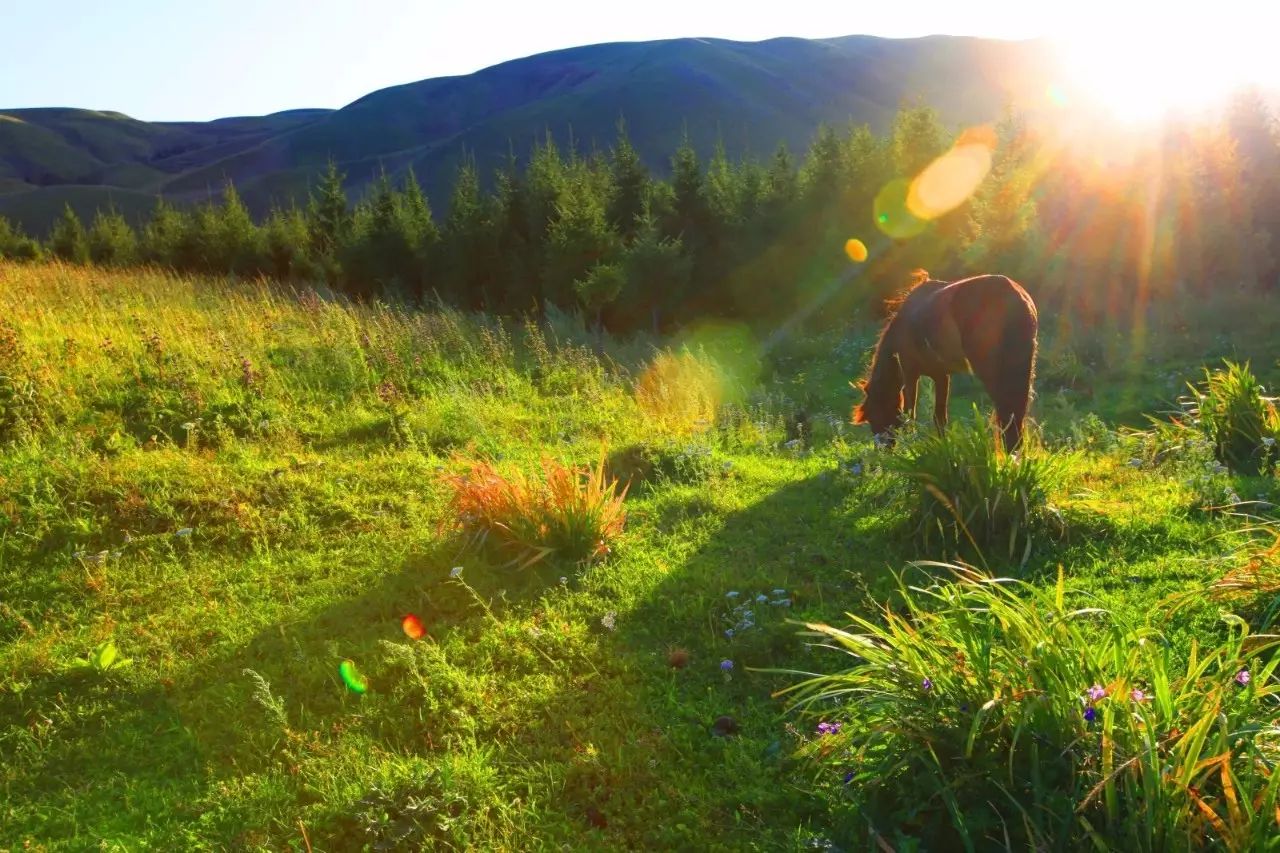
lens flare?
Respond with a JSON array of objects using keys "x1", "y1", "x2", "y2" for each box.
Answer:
[
  {"x1": 907, "y1": 129, "x2": 995, "y2": 221},
  {"x1": 339, "y1": 659, "x2": 368, "y2": 694},
  {"x1": 844, "y1": 238, "x2": 868, "y2": 263},
  {"x1": 401, "y1": 614, "x2": 426, "y2": 640},
  {"x1": 873, "y1": 179, "x2": 928, "y2": 240}
]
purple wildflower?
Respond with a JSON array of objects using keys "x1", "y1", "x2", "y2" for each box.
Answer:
[
  {"x1": 1236, "y1": 669, "x2": 1251, "y2": 686},
  {"x1": 1130, "y1": 688, "x2": 1146, "y2": 703},
  {"x1": 921, "y1": 677, "x2": 933, "y2": 692},
  {"x1": 842, "y1": 770, "x2": 855, "y2": 785},
  {"x1": 720, "y1": 659, "x2": 734, "y2": 672},
  {"x1": 1083, "y1": 706, "x2": 1097, "y2": 723},
  {"x1": 816, "y1": 721, "x2": 842, "y2": 736},
  {"x1": 1087, "y1": 684, "x2": 1106, "y2": 702}
]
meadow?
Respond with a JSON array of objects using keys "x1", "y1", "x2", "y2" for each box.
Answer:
[{"x1": 3, "y1": 260, "x2": 1280, "y2": 851}]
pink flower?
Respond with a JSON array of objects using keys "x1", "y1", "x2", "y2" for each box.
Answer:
[
  {"x1": 1087, "y1": 684, "x2": 1106, "y2": 702},
  {"x1": 1236, "y1": 669, "x2": 1251, "y2": 686},
  {"x1": 1130, "y1": 688, "x2": 1146, "y2": 703}
]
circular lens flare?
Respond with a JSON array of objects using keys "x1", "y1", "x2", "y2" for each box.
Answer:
[
  {"x1": 907, "y1": 139, "x2": 993, "y2": 221},
  {"x1": 844, "y1": 238, "x2": 868, "y2": 263},
  {"x1": 401, "y1": 614, "x2": 426, "y2": 640},
  {"x1": 339, "y1": 659, "x2": 368, "y2": 694},
  {"x1": 874, "y1": 179, "x2": 928, "y2": 240}
]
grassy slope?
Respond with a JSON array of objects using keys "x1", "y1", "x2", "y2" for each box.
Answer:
[{"x1": 1, "y1": 262, "x2": 1278, "y2": 850}]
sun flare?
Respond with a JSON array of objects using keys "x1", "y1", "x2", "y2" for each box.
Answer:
[{"x1": 1051, "y1": 16, "x2": 1274, "y2": 122}]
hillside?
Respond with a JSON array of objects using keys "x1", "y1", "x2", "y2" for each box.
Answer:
[{"x1": 0, "y1": 34, "x2": 1054, "y2": 234}]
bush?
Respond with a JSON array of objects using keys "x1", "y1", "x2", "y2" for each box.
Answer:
[
  {"x1": 778, "y1": 566, "x2": 1280, "y2": 851},
  {"x1": 883, "y1": 408, "x2": 1068, "y2": 564},
  {"x1": 634, "y1": 350, "x2": 721, "y2": 436},
  {"x1": 442, "y1": 453, "x2": 628, "y2": 568},
  {"x1": 1179, "y1": 360, "x2": 1280, "y2": 475}
]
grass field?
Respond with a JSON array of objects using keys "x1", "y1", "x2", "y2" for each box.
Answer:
[{"x1": 2, "y1": 261, "x2": 1280, "y2": 850}]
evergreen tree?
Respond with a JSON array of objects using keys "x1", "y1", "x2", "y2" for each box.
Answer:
[
  {"x1": 263, "y1": 205, "x2": 316, "y2": 280},
  {"x1": 619, "y1": 204, "x2": 691, "y2": 332},
  {"x1": 140, "y1": 199, "x2": 189, "y2": 266},
  {"x1": 441, "y1": 156, "x2": 496, "y2": 309},
  {"x1": 891, "y1": 102, "x2": 947, "y2": 178},
  {"x1": 543, "y1": 161, "x2": 619, "y2": 310},
  {"x1": 607, "y1": 118, "x2": 649, "y2": 242},
  {"x1": 0, "y1": 215, "x2": 41, "y2": 261},
  {"x1": 48, "y1": 204, "x2": 89, "y2": 264},
  {"x1": 87, "y1": 207, "x2": 138, "y2": 267},
  {"x1": 308, "y1": 160, "x2": 352, "y2": 262},
  {"x1": 217, "y1": 183, "x2": 266, "y2": 275}
]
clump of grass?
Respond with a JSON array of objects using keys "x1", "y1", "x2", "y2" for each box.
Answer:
[
  {"x1": 634, "y1": 350, "x2": 720, "y2": 436},
  {"x1": 442, "y1": 453, "x2": 629, "y2": 568},
  {"x1": 1179, "y1": 360, "x2": 1280, "y2": 475},
  {"x1": 777, "y1": 565, "x2": 1280, "y2": 851},
  {"x1": 883, "y1": 408, "x2": 1068, "y2": 564}
]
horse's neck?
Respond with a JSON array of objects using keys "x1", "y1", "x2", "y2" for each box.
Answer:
[{"x1": 868, "y1": 325, "x2": 904, "y2": 395}]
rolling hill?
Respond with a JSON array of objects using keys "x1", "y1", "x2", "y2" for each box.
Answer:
[{"x1": 0, "y1": 34, "x2": 1057, "y2": 235}]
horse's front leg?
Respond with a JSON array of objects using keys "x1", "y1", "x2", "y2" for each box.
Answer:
[
  {"x1": 933, "y1": 373, "x2": 950, "y2": 431},
  {"x1": 903, "y1": 371, "x2": 920, "y2": 421}
]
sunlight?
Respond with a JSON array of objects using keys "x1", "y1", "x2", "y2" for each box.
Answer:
[{"x1": 1052, "y1": 15, "x2": 1274, "y2": 123}]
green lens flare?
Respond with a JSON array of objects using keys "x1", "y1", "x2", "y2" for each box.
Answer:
[{"x1": 339, "y1": 659, "x2": 368, "y2": 694}]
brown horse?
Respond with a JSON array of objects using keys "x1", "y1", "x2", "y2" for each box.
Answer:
[{"x1": 853, "y1": 270, "x2": 1038, "y2": 452}]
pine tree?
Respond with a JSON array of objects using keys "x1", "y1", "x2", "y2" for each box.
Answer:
[
  {"x1": 140, "y1": 199, "x2": 189, "y2": 266},
  {"x1": 0, "y1": 215, "x2": 41, "y2": 261},
  {"x1": 441, "y1": 156, "x2": 497, "y2": 309},
  {"x1": 217, "y1": 183, "x2": 265, "y2": 275},
  {"x1": 308, "y1": 160, "x2": 352, "y2": 262},
  {"x1": 48, "y1": 204, "x2": 89, "y2": 264},
  {"x1": 607, "y1": 118, "x2": 649, "y2": 242},
  {"x1": 543, "y1": 161, "x2": 619, "y2": 310},
  {"x1": 87, "y1": 207, "x2": 138, "y2": 267},
  {"x1": 891, "y1": 102, "x2": 947, "y2": 178},
  {"x1": 264, "y1": 205, "x2": 316, "y2": 280},
  {"x1": 620, "y1": 204, "x2": 691, "y2": 332}
]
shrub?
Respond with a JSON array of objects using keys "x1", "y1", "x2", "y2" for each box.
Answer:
[
  {"x1": 1179, "y1": 360, "x2": 1280, "y2": 475},
  {"x1": 442, "y1": 453, "x2": 628, "y2": 568},
  {"x1": 883, "y1": 408, "x2": 1068, "y2": 564},
  {"x1": 778, "y1": 566, "x2": 1280, "y2": 851}
]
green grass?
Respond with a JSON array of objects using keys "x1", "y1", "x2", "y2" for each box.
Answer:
[{"x1": 1, "y1": 261, "x2": 1279, "y2": 850}]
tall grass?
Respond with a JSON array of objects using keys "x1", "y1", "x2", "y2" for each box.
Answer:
[
  {"x1": 882, "y1": 409, "x2": 1069, "y2": 565},
  {"x1": 1179, "y1": 360, "x2": 1280, "y2": 475},
  {"x1": 778, "y1": 566, "x2": 1280, "y2": 851},
  {"x1": 441, "y1": 453, "x2": 629, "y2": 568}
]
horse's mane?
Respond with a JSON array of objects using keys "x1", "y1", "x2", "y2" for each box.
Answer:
[{"x1": 881, "y1": 268, "x2": 933, "y2": 320}]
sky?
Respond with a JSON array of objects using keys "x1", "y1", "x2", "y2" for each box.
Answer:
[
  {"x1": 2, "y1": 0, "x2": 1082, "y2": 122},
  {"x1": 2, "y1": 1, "x2": 1271, "y2": 122}
]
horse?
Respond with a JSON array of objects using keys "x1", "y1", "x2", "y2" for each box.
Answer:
[{"x1": 853, "y1": 270, "x2": 1038, "y2": 452}]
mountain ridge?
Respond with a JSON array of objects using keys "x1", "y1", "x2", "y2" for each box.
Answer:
[{"x1": 1, "y1": 33, "x2": 1055, "y2": 234}]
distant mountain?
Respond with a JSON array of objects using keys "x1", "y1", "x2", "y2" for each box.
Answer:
[{"x1": 0, "y1": 34, "x2": 1056, "y2": 235}]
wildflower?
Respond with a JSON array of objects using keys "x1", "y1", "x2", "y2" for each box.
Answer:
[
  {"x1": 772, "y1": 589, "x2": 787, "y2": 597},
  {"x1": 1087, "y1": 684, "x2": 1106, "y2": 702},
  {"x1": 174, "y1": 528, "x2": 194, "y2": 537},
  {"x1": 756, "y1": 594, "x2": 768, "y2": 603},
  {"x1": 842, "y1": 770, "x2": 855, "y2": 785},
  {"x1": 1236, "y1": 669, "x2": 1251, "y2": 686},
  {"x1": 449, "y1": 566, "x2": 463, "y2": 578},
  {"x1": 726, "y1": 591, "x2": 740, "y2": 599},
  {"x1": 724, "y1": 628, "x2": 734, "y2": 639},
  {"x1": 559, "y1": 576, "x2": 568, "y2": 585},
  {"x1": 1264, "y1": 437, "x2": 1277, "y2": 448},
  {"x1": 720, "y1": 659, "x2": 734, "y2": 672},
  {"x1": 1083, "y1": 706, "x2": 1097, "y2": 723},
  {"x1": 848, "y1": 461, "x2": 864, "y2": 476},
  {"x1": 601, "y1": 611, "x2": 617, "y2": 631},
  {"x1": 922, "y1": 677, "x2": 933, "y2": 692},
  {"x1": 1130, "y1": 688, "x2": 1146, "y2": 703},
  {"x1": 181, "y1": 422, "x2": 196, "y2": 431},
  {"x1": 1126, "y1": 458, "x2": 1143, "y2": 469},
  {"x1": 816, "y1": 721, "x2": 842, "y2": 736},
  {"x1": 771, "y1": 598, "x2": 792, "y2": 607}
]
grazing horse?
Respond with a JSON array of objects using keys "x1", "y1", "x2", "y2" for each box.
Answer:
[{"x1": 853, "y1": 270, "x2": 1038, "y2": 452}]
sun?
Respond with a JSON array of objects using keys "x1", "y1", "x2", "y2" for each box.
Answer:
[{"x1": 1050, "y1": 15, "x2": 1273, "y2": 123}]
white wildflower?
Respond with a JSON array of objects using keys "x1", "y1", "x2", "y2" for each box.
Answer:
[
  {"x1": 174, "y1": 527, "x2": 194, "y2": 537},
  {"x1": 450, "y1": 566, "x2": 464, "y2": 578},
  {"x1": 601, "y1": 611, "x2": 617, "y2": 631}
]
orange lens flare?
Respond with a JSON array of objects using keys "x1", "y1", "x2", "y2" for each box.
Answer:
[
  {"x1": 401, "y1": 614, "x2": 426, "y2": 640},
  {"x1": 907, "y1": 130, "x2": 995, "y2": 221},
  {"x1": 844, "y1": 238, "x2": 868, "y2": 263}
]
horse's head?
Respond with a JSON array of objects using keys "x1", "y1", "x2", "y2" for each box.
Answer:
[{"x1": 852, "y1": 378, "x2": 904, "y2": 446}]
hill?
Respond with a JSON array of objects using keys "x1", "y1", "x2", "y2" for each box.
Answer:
[{"x1": 0, "y1": 34, "x2": 1054, "y2": 234}]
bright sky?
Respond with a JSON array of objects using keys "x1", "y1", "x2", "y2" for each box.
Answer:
[{"x1": 1, "y1": 1, "x2": 1272, "y2": 122}]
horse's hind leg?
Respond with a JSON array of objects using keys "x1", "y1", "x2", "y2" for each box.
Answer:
[
  {"x1": 932, "y1": 374, "x2": 950, "y2": 432},
  {"x1": 969, "y1": 333, "x2": 1036, "y2": 453},
  {"x1": 903, "y1": 370, "x2": 920, "y2": 420}
]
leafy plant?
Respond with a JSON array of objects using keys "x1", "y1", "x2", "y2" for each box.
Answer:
[
  {"x1": 442, "y1": 452, "x2": 629, "y2": 567},
  {"x1": 777, "y1": 566, "x2": 1280, "y2": 851},
  {"x1": 68, "y1": 640, "x2": 134, "y2": 674},
  {"x1": 1178, "y1": 360, "x2": 1280, "y2": 475},
  {"x1": 883, "y1": 408, "x2": 1068, "y2": 564}
]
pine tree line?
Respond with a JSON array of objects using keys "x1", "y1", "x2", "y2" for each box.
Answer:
[{"x1": 2, "y1": 96, "x2": 1278, "y2": 332}]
